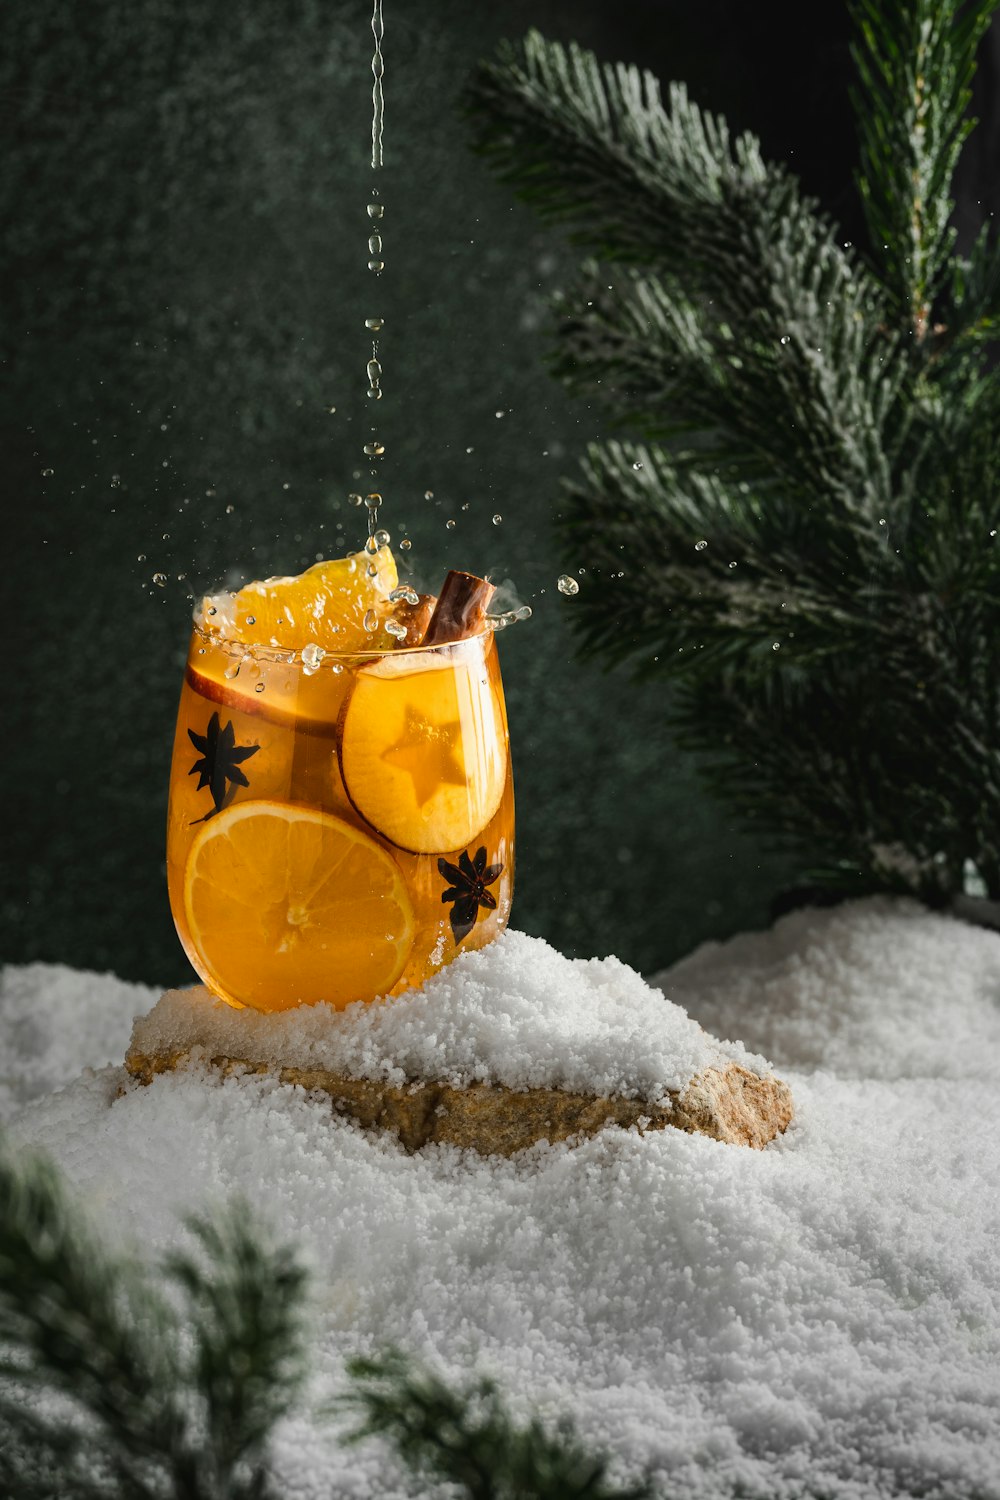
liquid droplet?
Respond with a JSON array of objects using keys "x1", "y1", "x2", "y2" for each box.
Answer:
[
  {"x1": 331, "y1": 662, "x2": 344, "y2": 675},
  {"x1": 632, "y1": 461, "x2": 643, "y2": 471},
  {"x1": 137, "y1": 553, "x2": 147, "y2": 562},
  {"x1": 301, "y1": 643, "x2": 326, "y2": 675},
  {"x1": 367, "y1": 202, "x2": 384, "y2": 220},
  {"x1": 424, "y1": 489, "x2": 434, "y2": 500},
  {"x1": 780, "y1": 335, "x2": 790, "y2": 346},
  {"x1": 224, "y1": 658, "x2": 242, "y2": 680},
  {"x1": 368, "y1": 234, "x2": 382, "y2": 255},
  {"x1": 41, "y1": 467, "x2": 53, "y2": 476},
  {"x1": 385, "y1": 618, "x2": 408, "y2": 639},
  {"x1": 772, "y1": 642, "x2": 781, "y2": 651},
  {"x1": 694, "y1": 539, "x2": 708, "y2": 552},
  {"x1": 729, "y1": 561, "x2": 738, "y2": 569},
  {"x1": 365, "y1": 317, "x2": 383, "y2": 330},
  {"x1": 152, "y1": 572, "x2": 167, "y2": 587},
  {"x1": 492, "y1": 513, "x2": 502, "y2": 525},
  {"x1": 368, "y1": 259, "x2": 384, "y2": 273},
  {"x1": 367, "y1": 562, "x2": 378, "y2": 579},
  {"x1": 364, "y1": 442, "x2": 385, "y2": 457},
  {"x1": 557, "y1": 574, "x2": 580, "y2": 596},
  {"x1": 367, "y1": 358, "x2": 382, "y2": 383},
  {"x1": 399, "y1": 538, "x2": 412, "y2": 551},
  {"x1": 226, "y1": 503, "x2": 235, "y2": 514},
  {"x1": 390, "y1": 585, "x2": 420, "y2": 604},
  {"x1": 495, "y1": 409, "x2": 505, "y2": 419},
  {"x1": 364, "y1": 535, "x2": 379, "y2": 555},
  {"x1": 246, "y1": 615, "x2": 256, "y2": 626},
  {"x1": 254, "y1": 682, "x2": 265, "y2": 694},
  {"x1": 374, "y1": 527, "x2": 391, "y2": 546},
  {"x1": 348, "y1": 492, "x2": 364, "y2": 506},
  {"x1": 110, "y1": 474, "x2": 121, "y2": 488},
  {"x1": 363, "y1": 608, "x2": 377, "y2": 633},
  {"x1": 365, "y1": 492, "x2": 381, "y2": 509},
  {"x1": 367, "y1": 387, "x2": 383, "y2": 400},
  {"x1": 446, "y1": 519, "x2": 456, "y2": 529}
]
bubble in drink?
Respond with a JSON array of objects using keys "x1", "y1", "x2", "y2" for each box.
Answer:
[
  {"x1": 365, "y1": 317, "x2": 383, "y2": 330},
  {"x1": 557, "y1": 574, "x2": 579, "y2": 596},
  {"x1": 301, "y1": 643, "x2": 326, "y2": 675}
]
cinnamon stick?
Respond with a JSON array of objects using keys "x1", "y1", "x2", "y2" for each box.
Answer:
[
  {"x1": 418, "y1": 570, "x2": 496, "y2": 646},
  {"x1": 391, "y1": 591, "x2": 436, "y2": 647}
]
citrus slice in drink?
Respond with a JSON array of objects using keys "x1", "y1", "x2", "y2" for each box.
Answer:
[
  {"x1": 339, "y1": 651, "x2": 508, "y2": 854},
  {"x1": 200, "y1": 548, "x2": 399, "y2": 652},
  {"x1": 183, "y1": 800, "x2": 415, "y2": 1011}
]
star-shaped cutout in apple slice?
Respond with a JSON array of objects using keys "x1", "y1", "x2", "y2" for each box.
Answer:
[{"x1": 381, "y1": 704, "x2": 467, "y2": 808}]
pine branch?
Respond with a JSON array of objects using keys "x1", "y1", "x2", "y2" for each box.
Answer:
[
  {"x1": 850, "y1": 0, "x2": 999, "y2": 337},
  {"x1": 0, "y1": 1140, "x2": 308, "y2": 1500},
  {"x1": 340, "y1": 1350, "x2": 652, "y2": 1500}
]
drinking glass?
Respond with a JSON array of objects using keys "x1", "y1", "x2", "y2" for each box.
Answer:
[{"x1": 166, "y1": 621, "x2": 513, "y2": 1011}]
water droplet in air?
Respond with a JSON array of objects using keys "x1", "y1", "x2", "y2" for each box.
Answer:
[
  {"x1": 492, "y1": 513, "x2": 502, "y2": 525},
  {"x1": 301, "y1": 643, "x2": 326, "y2": 675},
  {"x1": 465, "y1": 446, "x2": 474, "y2": 454},
  {"x1": 226, "y1": 503, "x2": 235, "y2": 514},
  {"x1": 364, "y1": 442, "x2": 384, "y2": 457},
  {"x1": 446, "y1": 519, "x2": 456, "y2": 530},
  {"x1": 780, "y1": 335, "x2": 790, "y2": 346},
  {"x1": 424, "y1": 489, "x2": 434, "y2": 500},
  {"x1": 374, "y1": 527, "x2": 390, "y2": 546},
  {"x1": 365, "y1": 317, "x2": 383, "y2": 331},
  {"x1": 991, "y1": 529, "x2": 998, "y2": 538},
  {"x1": 694, "y1": 539, "x2": 708, "y2": 551},
  {"x1": 386, "y1": 619, "x2": 408, "y2": 639},
  {"x1": 772, "y1": 642, "x2": 781, "y2": 651},
  {"x1": 367, "y1": 387, "x2": 382, "y2": 400},
  {"x1": 224, "y1": 659, "x2": 242, "y2": 680},
  {"x1": 729, "y1": 561, "x2": 738, "y2": 569},
  {"x1": 152, "y1": 572, "x2": 167, "y2": 587},
  {"x1": 632, "y1": 461, "x2": 643, "y2": 471},
  {"x1": 207, "y1": 605, "x2": 217, "y2": 616},
  {"x1": 363, "y1": 608, "x2": 377, "y2": 633},
  {"x1": 367, "y1": 358, "x2": 382, "y2": 384},
  {"x1": 137, "y1": 553, "x2": 147, "y2": 562},
  {"x1": 364, "y1": 535, "x2": 379, "y2": 555},
  {"x1": 41, "y1": 467, "x2": 53, "y2": 476},
  {"x1": 254, "y1": 682, "x2": 265, "y2": 694},
  {"x1": 368, "y1": 234, "x2": 382, "y2": 255},
  {"x1": 348, "y1": 492, "x2": 363, "y2": 506},
  {"x1": 365, "y1": 492, "x2": 381, "y2": 509},
  {"x1": 368, "y1": 259, "x2": 384, "y2": 273},
  {"x1": 390, "y1": 585, "x2": 420, "y2": 604},
  {"x1": 328, "y1": 406, "x2": 337, "y2": 414},
  {"x1": 111, "y1": 474, "x2": 121, "y2": 488},
  {"x1": 495, "y1": 410, "x2": 505, "y2": 418},
  {"x1": 367, "y1": 202, "x2": 384, "y2": 220},
  {"x1": 557, "y1": 574, "x2": 580, "y2": 595},
  {"x1": 400, "y1": 538, "x2": 412, "y2": 551}
]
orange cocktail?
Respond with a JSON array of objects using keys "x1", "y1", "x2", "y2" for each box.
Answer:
[{"x1": 165, "y1": 548, "x2": 513, "y2": 1011}]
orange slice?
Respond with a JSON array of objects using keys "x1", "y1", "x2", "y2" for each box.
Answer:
[
  {"x1": 339, "y1": 652, "x2": 508, "y2": 854},
  {"x1": 183, "y1": 800, "x2": 414, "y2": 1011},
  {"x1": 199, "y1": 548, "x2": 399, "y2": 652}
]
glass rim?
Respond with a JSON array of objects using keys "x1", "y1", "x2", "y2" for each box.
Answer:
[{"x1": 190, "y1": 615, "x2": 494, "y2": 664}]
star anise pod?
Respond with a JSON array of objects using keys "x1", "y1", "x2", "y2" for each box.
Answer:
[
  {"x1": 188, "y1": 711, "x2": 259, "y2": 821},
  {"x1": 438, "y1": 846, "x2": 503, "y2": 945}
]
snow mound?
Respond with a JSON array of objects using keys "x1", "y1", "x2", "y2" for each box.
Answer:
[
  {"x1": 4, "y1": 898, "x2": 1000, "y2": 1498},
  {"x1": 131, "y1": 929, "x2": 768, "y2": 1103},
  {"x1": 652, "y1": 897, "x2": 1000, "y2": 1079},
  {"x1": 0, "y1": 963, "x2": 157, "y2": 1121}
]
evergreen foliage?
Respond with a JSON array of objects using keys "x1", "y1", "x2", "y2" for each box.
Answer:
[
  {"x1": 0, "y1": 1143, "x2": 645, "y2": 1498},
  {"x1": 465, "y1": 1, "x2": 1000, "y2": 904}
]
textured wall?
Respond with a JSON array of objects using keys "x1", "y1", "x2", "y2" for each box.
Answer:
[{"x1": 2, "y1": 0, "x2": 878, "y2": 984}]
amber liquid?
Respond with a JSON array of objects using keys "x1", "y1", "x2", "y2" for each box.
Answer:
[{"x1": 166, "y1": 628, "x2": 514, "y2": 1012}]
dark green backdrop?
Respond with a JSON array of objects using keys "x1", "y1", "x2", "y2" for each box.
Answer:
[{"x1": 3, "y1": 0, "x2": 866, "y2": 985}]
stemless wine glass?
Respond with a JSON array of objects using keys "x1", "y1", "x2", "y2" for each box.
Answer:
[{"x1": 166, "y1": 619, "x2": 514, "y2": 1012}]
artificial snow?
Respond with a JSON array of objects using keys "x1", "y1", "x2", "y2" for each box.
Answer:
[
  {"x1": 131, "y1": 930, "x2": 766, "y2": 1103},
  {"x1": 4, "y1": 897, "x2": 1000, "y2": 1499}
]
